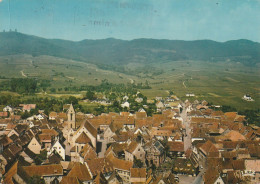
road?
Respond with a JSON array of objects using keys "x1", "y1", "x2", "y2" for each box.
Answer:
[
  {"x1": 178, "y1": 175, "x2": 196, "y2": 184},
  {"x1": 20, "y1": 70, "x2": 27, "y2": 78},
  {"x1": 180, "y1": 104, "x2": 204, "y2": 184},
  {"x1": 183, "y1": 81, "x2": 187, "y2": 88},
  {"x1": 192, "y1": 171, "x2": 204, "y2": 184},
  {"x1": 180, "y1": 103, "x2": 192, "y2": 151}
]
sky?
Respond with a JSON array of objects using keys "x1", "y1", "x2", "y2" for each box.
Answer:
[{"x1": 0, "y1": 0, "x2": 260, "y2": 42}]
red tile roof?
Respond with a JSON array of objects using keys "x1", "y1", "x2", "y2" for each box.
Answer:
[
  {"x1": 67, "y1": 162, "x2": 92, "y2": 181},
  {"x1": 167, "y1": 142, "x2": 184, "y2": 152},
  {"x1": 0, "y1": 112, "x2": 8, "y2": 117},
  {"x1": 75, "y1": 132, "x2": 91, "y2": 144},
  {"x1": 199, "y1": 140, "x2": 219, "y2": 157},
  {"x1": 86, "y1": 158, "x2": 114, "y2": 176},
  {"x1": 60, "y1": 176, "x2": 81, "y2": 184},
  {"x1": 22, "y1": 164, "x2": 63, "y2": 177},
  {"x1": 130, "y1": 168, "x2": 146, "y2": 178}
]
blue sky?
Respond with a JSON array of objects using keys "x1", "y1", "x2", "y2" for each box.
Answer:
[{"x1": 0, "y1": 0, "x2": 259, "y2": 41}]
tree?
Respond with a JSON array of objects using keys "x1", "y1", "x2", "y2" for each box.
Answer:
[
  {"x1": 21, "y1": 111, "x2": 30, "y2": 119},
  {"x1": 65, "y1": 96, "x2": 78, "y2": 105},
  {"x1": 112, "y1": 100, "x2": 120, "y2": 108},
  {"x1": 109, "y1": 93, "x2": 117, "y2": 101},
  {"x1": 10, "y1": 78, "x2": 37, "y2": 94},
  {"x1": 86, "y1": 90, "x2": 95, "y2": 100},
  {"x1": 50, "y1": 88, "x2": 56, "y2": 93}
]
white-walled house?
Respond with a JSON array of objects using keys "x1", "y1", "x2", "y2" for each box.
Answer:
[
  {"x1": 121, "y1": 101, "x2": 130, "y2": 108},
  {"x1": 3, "y1": 106, "x2": 13, "y2": 112},
  {"x1": 28, "y1": 137, "x2": 42, "y2": 154},
  {"x1": 243, "y1": 94, "x2": 254, "y2": 101},
  {"x1": 35, "y1": 114, "x2": 45, "y2": 120},
  {"x1": 123, "y1": 96, "x2": 129, "y2": 101},
  {"x1": 47, "y1": 140, "x2": 65, "y2": 160}
]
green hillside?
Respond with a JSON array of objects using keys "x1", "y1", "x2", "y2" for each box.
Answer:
[{"x1": 1, "y1": 32, "x2": 260, "y2": 67}]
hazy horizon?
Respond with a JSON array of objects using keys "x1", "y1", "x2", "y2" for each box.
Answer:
[
  {"x1": 0, "y1": 0, "x2": 259, "y2": 42},
  {"x1": 2, "y1": 31, "x2": 260, "y2": 44}
]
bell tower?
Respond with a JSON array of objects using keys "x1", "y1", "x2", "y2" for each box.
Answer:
[{"x1": 67, "y1": 104, "x2": 76, "y2": 129}]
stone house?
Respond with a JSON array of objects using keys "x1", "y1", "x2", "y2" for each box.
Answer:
[
  {"x1": 125, "y1": 141, "x2": 145, "y2": 163},
  {"x1": 107, "y1": 153, "x2": 133, "y2": 184},
  {"x1": 244, "y1": 159, "x2": 260, "y2": 184},
  {"x1": 145, "y1": 140, "x2": 165, "y2": 167},
  {"x1": 103, "y1": 126, "x2": 116, "y2": 144}
]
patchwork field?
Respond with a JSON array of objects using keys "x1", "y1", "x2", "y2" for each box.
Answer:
[{"x1": 0, "y1": 54, "x2": 259, "y2": 110}]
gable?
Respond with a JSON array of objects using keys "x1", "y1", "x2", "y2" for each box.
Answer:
[
  {"x1": 29, "y1": 137, "x2": 40, "y2": 147},
  {"x1": 214, "y1": 176, "x2": 224, "y2": 184}
]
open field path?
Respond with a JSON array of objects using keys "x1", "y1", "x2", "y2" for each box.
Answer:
[{"x1": 20, "y1": 70, "x2": 27, "y2": 78}]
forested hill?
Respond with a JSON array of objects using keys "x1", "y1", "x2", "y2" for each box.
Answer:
[{"x1": 1, "y1": 32, "x2": 260, "y2": 66}]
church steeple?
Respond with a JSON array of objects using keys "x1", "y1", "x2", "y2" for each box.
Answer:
[{"x1": 67, "y1": 104, "x2": 76, "y2": 129}]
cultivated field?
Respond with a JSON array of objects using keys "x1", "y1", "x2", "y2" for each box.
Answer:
[{"x1": 0, "y1": 54, "x2": 259, "y2": 110}]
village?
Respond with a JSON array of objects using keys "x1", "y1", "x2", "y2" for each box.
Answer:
[{"x1": 0, "y1": 94, "x2": 259, "y2": 184}]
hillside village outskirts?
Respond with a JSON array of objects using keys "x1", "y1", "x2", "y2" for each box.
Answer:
[{"x1": 0, "y1": 96, "x2": 260, "y2": 184}]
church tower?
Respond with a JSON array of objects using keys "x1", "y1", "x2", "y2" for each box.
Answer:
[{"x1": 67, "y1": 104, "x2": 76, "y2": 129}]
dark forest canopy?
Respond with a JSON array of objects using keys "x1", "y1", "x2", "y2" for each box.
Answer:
[{"x1": 10, "y1": 78, "x2": 37, "y2": 94}]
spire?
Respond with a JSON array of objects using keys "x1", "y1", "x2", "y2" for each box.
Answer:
[
  {"x1": 67, "y1": 103, "x2": 76, "y2": 129},
  {"x1": 67, "y1": 103, "x2": 75, "y2": 113}
]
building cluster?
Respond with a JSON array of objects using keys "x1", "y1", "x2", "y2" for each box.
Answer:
[
  {"x1": 184, "y1": 99, "x2": 260, "y2": 184},
  {"x1": 0, "y1": 97, "x2": 259, "y2": 184}
]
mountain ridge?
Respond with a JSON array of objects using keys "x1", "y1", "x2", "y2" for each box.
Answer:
[{"x1": 1, "y1": 32, "x2": 259, "y2": 66}]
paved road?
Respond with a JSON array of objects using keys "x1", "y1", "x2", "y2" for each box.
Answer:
[
  {"x1": 180, "y1": 104, "x2": 192, "y2": 151},
  {"x1": 178, "y1": 175, "x2": 196, "y2": 184},
  {"x1": 192, "y1": 172, "x2": 204, "y2": 184}
]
